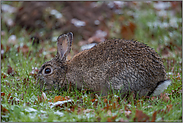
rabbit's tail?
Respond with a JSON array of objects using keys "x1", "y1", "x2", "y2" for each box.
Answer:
[{"x1": 151, "y1": 80, "x2": 171, "y2": 96}]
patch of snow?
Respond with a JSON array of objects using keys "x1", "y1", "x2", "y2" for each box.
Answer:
[
  {"x1": 51, "y1": 36, "x2": 58, "y2": 42},
  {"x1": 113, "y1": 1, "x2": 125, "y2": 7},
  {"x1": 153, "y1": 2, "x2": 171, "y2": 10},
  {"x1": 77, "y1": 113, "x2": 95, "y2": 119},
  {"x1": 54, "y1": 110, "x2": 64, "y2": 117},
  {"x1": 156, "y1": 10, "x2": 168, "y2": 17},
  {"x1": 113, "y1": 95, "x2": 119, "y2": 98},
  {"x1": 8, "y1": 35, "x2": 16, "y2": 43},
  {"x1": 25, "y1": 107, "x2": 37, "y2": 112},
  {"x1": 50, "y1": 9, "x2": 62, "y2": 19},
  {"x1": 1, "y1": 50, "x2": 5, "y2": 54},
  {"x1": 71, "y1": 18, "x2": 86, "y2": 27},
  {"x1": 127, "y1": 104, "x2": 132, "y2": 107},
  {"x1": 147, "y1": 106, "x2": 153, "y2": 108},
  {"x1": 95, "y1": 30, "x2": 107, "y2": 38},
  {"x1": 49, "y1": 99, "x2": 74, "y2": 108},
  {"x1": 90, "y1": 2, "x2": 103, "y2": 8},
  {"x1": 29, "y1": 113, "x2": 37, "y2": 120},
  {"x1": 94, "y1": 20, "x2": 100, "y2": 25},
  {"x1": 169, "y1": 18, "x2": 179, "y2": 28},
  {"x1": 40, "y1": 110, "x2": 47, "y2": 113},
  {"x1": 85, "y1": 112, "x2": 95, "y2": 118},
  {"x1": 2, "y1": 4, "x2": 17, "y2": 13},
  {"x1": 107, "y1": 1, "x2": 125, "y2": 8},
  {"x1": 147, "y1": 21, "x2": 170, "y2": 29},
  {"x1": 167, "y1": 72, "x2": 173, "y2": 75}
]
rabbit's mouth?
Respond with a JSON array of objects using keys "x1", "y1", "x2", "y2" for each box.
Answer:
[
  {"x1": 36, "y1": 76, "x2": 58, "y2": 91},
  {"x1": 44, "y1": 84, "x2": 59, "y2": 91}
]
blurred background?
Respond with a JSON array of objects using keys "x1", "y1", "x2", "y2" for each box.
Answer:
[{"x1": 1, "y1": 1, "x2": 182, "y2": 63}]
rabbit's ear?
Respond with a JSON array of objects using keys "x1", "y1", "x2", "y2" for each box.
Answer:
[
  {"x1": 67, "y1": 32, "x2": 73, "y2": 43},
  {"x1": 57, "y1": 32, "x2": 73, "y2": 61}
]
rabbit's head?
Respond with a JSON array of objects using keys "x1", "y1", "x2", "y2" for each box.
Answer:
[{"x1": 36, "y1": 32, "x2": 73, "y2": 91}]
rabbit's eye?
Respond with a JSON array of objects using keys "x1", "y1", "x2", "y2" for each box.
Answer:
[
  {"x1": 43, "y1": 66, "x2": 53, "y2": 75},
  {"x1": 45, "y1": 68, "x2": 51, "y2": 73}
]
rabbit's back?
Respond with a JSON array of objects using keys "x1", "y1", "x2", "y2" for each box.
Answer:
[{"x1": 66, "y1": 39, "x2": 166, "y2": 97}]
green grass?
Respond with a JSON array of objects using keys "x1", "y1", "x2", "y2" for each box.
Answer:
[{"x1": 1, "y1": 1, "x2": 182, "y2": 122}]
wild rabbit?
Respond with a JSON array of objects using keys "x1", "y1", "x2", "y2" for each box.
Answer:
[{"x1": 37, "y1": 32, "x2": 171, "y2": 98}]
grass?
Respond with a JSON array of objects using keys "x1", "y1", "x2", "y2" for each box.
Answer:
[{"x1": 1, "y1": 1, "x2": 182, "y2": 122}]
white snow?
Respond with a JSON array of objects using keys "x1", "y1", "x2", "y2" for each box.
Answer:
[
  {"x1": 153, "y1": 2, "x2": 171, "y2": 10},
  {"x1": 25, "y1": 107, "x2": 37, "y2": 112},
  {"x1": 54, "y1": 110, "x2": 64, "y2": 117},
  {"x1": 71, "y1": 18, "x2": 86, "y2": 27},
  {"x1": 49, "y1": 99, "x2": 74, "y2": 108},
  {"x1": 50, "y1": 9, "x2": 63, "y2": 19}
]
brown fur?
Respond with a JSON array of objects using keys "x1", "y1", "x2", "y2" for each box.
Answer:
[{"x1": 37, "y1": 32, "x2": 167, "y2": 98}]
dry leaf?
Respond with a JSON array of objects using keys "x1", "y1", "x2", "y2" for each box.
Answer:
[
  {"x1": 133, "y1": 109, "x2": 150, "y2": 122},
  {"x1": 1, "y1": 105, "x2": 9, "y2": 114},
  {"x1": 1, "y1": 73, "x2": 7, "y2": 78},
  {"x1": 1, "y1": 92, "x2": 5, "y2": 96},
  {"x1": 107, "y1": 115, "x2": 117, "y2": 122},
  {"x1": 48, "y1": 96, "x2": 66, "y2": 102},
  {"x1": 7, "y1": 65, "x2": 16, "y2": 76},
  {"x1": 121, "y1": 22, "x2": 136, "y2": 40},
  {"x1": 151, "y1": 111, "x2": 157, "y2": 122}
]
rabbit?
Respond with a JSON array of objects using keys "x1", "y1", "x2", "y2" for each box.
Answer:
[{"x1": 36, "y1": 32, "x2": 171, "y2": 98}]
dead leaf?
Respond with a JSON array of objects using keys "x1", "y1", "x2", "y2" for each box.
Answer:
[
  {"x1": 7, "y1": 93, "x2": 11, "y2": 100},
  {"x1": 91, "y1": 98, "x2": 97, "y2": 102},
  {"x1": 103, "y1": 98, "x2": 111, "y2": 103},
  {"x1": 1, "y1": 92, "x2": 5, "y2": 96},
  {"x1": 107, "y1": 115, "x2": 117, "y2": 122},
  {"x1": 107, "y1": 117, "x2": 112, "y2": 122},
  {"x1": 121, "y1": 22, "x2": 136, "y2": 40},
  {"x1": 1, "y1": 105, "x2": 9, "y2": 114},
  {"x1": 7, "y1": 65, "x2": 16, "y2": 76},
  {"x1": 1, "y1": 73, "x2": 7, "y2": 78},
  {"x1": 48, "y1": 96, "x2": 66, "y2": 102},
  {"x1": 151, "y1": 111, "x2": 157, "y2": 122},
  {"x1": 133, "y1": 109, "x2": 150, "y2": 122}
]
